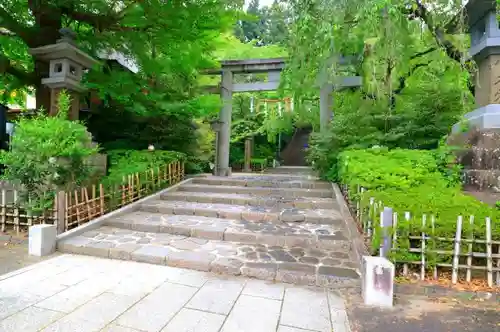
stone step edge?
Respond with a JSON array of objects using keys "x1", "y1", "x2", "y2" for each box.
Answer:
[
  {"x1": 160, "y1": 192, "x2": 336, "y2": 210},
  {"x1": 177, "y1": 184, "x2": 333, "y2": 198},
  {"x1": 104, "y1": 216, "x2": 350, "y2": 251},
  {"x1": 191, "y1": 178, "x2": 331, "y2": 189},
  {"x1": 140, "y1": 200, "x2": 343, "y2": 224},
  {"x1": 57, "y1": 239, "x2": 360, "y2": 289}
]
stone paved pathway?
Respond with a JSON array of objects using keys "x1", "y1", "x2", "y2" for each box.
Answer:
[
  {"x1": 0, "y1": 254, "x2": 351, "y2": 332},
  {"x1": 58, "y1": 167, "x2": 362, "y2": 287}
]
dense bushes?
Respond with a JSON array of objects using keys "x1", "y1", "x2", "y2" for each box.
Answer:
[
  {"x1": 337, "y1": 148, "x2": 500, "y2": 240},
  {"x1": 0, "y1": 91, "x2": 98, "y2": 210}
]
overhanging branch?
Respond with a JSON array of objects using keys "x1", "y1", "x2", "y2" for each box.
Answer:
[
  {"x1": 0, "y1": 6, "x2": 33, "y2": 41},
  {"x1": 0, "y1": 53, "x2": 37, "y2": 85},
  {"x1": 406, "y1": 1, "x2": 474, "y2": 95},
  {"x1": 60, "y1": 1, "x2": 141, "y2": 31}
]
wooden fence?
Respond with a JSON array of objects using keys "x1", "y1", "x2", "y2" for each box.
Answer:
[
  {"x1": 342, "y1": 185, "x2": 500, "y2": 288},
  {"x1": 0, "y1": 161, "x2": 185, "y2": 234}
]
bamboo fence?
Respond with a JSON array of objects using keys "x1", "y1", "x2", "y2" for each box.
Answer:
[
  {"x1": 342, "y1": 185, "x2": 500, "y2": 287},
  {"x1": 0, "y1": 161, "x2": 185, "y2": 234}
]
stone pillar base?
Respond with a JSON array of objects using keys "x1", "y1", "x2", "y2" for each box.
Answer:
[{"x1": 215, "y1": 167, "x2": 232, "y2": 177}]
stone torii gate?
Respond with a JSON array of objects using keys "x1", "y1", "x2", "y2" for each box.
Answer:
[{"x1": 205, "y1": 58, "x2": 361, "y2": 176}]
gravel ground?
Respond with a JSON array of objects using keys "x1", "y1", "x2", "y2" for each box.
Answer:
[
  {"x1": 342, "y1": 289, "x2": 499, "y2": 332},
  {"x1": 0, "y1": 234, "x2": 59, "y2": 276}
]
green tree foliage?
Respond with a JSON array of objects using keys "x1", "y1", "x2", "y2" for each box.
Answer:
[
  {"x1": 282, "y1": 0, "x2": 473, "y2": 174},
  {"x1": 0, "y1": 0, "x2": 240, "y2": 112},
  {"x1": 235, "y1": 0, "x2": 290, "y2": 45},
  {"x1": 0, "y1": 90, "x2": 98, "y2": 210}
]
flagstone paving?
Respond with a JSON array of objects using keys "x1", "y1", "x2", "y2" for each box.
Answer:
[
  {"x1": 0, "y1": 254, "x2": 352, "y2": 332},
  {"x1": 57, "y1": 167, "x2": 361, "y2": 287}
]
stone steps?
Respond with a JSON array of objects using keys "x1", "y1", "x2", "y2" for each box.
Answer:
[
  {"x1": 140, "y1": 200, "x2": 344, "y2": 224},
  {"x1": 177, "y1": 184, "x2": 332, "y2": 198},
  {"x1": 265, "y1": 166, "x2": 316, "y2": 176},
  {"x1": 104, "y1": 211, "x2": 349, "y2": 251},
  {"x1": 56, "y1": 169, "x2": 362, "y2": 287},
  {"x1": 191, "y1": 176, "x2": 331, "y2": 189},
  {"x1": 161, "y1": 191, "x2": 338, "y2": 210},
  {"x1": 57, "y1": 226, "x2": 359, "y2": 287}
]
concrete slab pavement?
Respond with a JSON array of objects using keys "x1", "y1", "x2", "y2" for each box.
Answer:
[{"x1": 0, "y1": 254, "x2": 352, "y2": 332}]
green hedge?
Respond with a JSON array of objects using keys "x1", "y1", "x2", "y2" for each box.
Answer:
[{"x1": 337, "y1": 148, "x2": 500, "y2": 243}]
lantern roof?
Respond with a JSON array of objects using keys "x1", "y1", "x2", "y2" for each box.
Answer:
[
  {"x1": 447, "y1": 0, "x2": 495, "y2": 33},
  {"x1": 29, "y1": 30, "x2": 99, "y2": 68}
]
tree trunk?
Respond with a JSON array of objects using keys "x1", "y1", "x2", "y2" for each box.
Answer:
[{"x1": 34, "y1": 60, "x2": 51, "y2": 112}]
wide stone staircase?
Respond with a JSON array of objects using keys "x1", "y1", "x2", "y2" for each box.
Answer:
[{"x1": 58, "y1": 167, "x2": 361, "y2": 287}]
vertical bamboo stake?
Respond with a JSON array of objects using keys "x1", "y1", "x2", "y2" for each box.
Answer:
[
  {"x1": 84, "y1": 188, "x2": 91, "y2": 222},
  {"x1": 74, "y1": 190, "x2": 81, "y2": 226},
  {"x1": 26, "y1": 195, "x2": 33, "y2": 226},
  {"x1": 486, "y1": 217, "x2": 493, "y2": 287},
  {"x1": 466, "y1": 215, "x2": 474, "y2": 283},
  {"x1": 121, "y1": 176, "x2": 126, "y2": 206},
  {"x1": 403, "y1": 212, "x2": 411, "y2": 276},
  {"x1": 431, "y1": 215, "x2": 437, "y2": 280},
  {"x1": 168, "y1": 163, "x2": 172, "y2": 185},
  {"x1": 366, "y1": 197, "x2": 374, "y2": 235},
  {"x1": 367, "y1": 198, "x2": 374, "y2": 237},
  {"x1": 356, "y1": 184, "x2": 360, "y2": 219},
  {"x1": 359, "y1": 188, "x2": 366, "y2": 225},
  {"x1": 65, "y1": 192, "x2": 70, "y2": 229},
  {"x1": 174, "y1": 161, "x2": 178, "y2": 183},
  {"x1": 92, "y1": 185, "x2": 96, "y2": 218},
  {"x1": 181, "y1": 161, "x2": 185, "y2": 179},
  {"x1": 13, "y1": 190, "x2": 19, "y2": 235},
  {"x1": 496, "y1": 243, "x2": 500, "y2": 286},
  {"x1": 151, "y1": 169, "x2": 155, "y2": 192},
  {"x1": 392, "y1": 211, "x2": 398, "y2": 258},
  {"x1": 1, "y1": 189, "x2": 5, "y2": 233},
  {"x1": 128, "y1": 175, "x2": 133, "y2": 203},
  {"x1": 421, "y1": 214, "x2": 426, "y2": 281},
  {"x1": 99, "y1": 183, "x2": 105, "y2": 215},
  {"x1": 157, "y1": 166, "x2": 161, "y2": 188},
  {"x1": 135, "y1": 173, "x2": 140, "y2": 199},
  {"x1": 452, "y1": 216, "x2": 463, "y2": 284}
]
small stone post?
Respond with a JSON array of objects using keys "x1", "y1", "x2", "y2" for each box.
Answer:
[
  {"x1": 362, "y1": 256, "x2": 395, "y2": 307},
  {"x1": 243, "y1": 137, "x2": 252, "y2": 172},
  {"x1": 29, "y1": 224, "x2": 57, "y2": 256}
]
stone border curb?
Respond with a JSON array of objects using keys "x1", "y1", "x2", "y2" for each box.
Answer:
[
  {"x1": 56, "y1": 177, "x2": 194, "y2": 241},
  {"x1": 395, "y1": 283, "x2": 499, "y2": 303},
  {"x1": 331, "y1": 183, "x2": 369, "y2": 268}
]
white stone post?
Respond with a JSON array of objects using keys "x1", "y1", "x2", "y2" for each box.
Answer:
[
  {"x1": 362, "y1": 256, "x2": 395, "y2": 307},
  {"x1": 29, "y1": 224, "x2": 57, "y2": 256}
]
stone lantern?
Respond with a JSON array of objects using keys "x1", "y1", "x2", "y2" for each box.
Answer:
[
  {"x1": 447, "y1": 0, "x2": 500, "y2": 191},
  {"x1": 29, "y1": 28, "x2": 99, "y2": 120}
]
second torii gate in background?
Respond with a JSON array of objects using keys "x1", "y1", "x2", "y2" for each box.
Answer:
[{"x1": 204, "y1": 57, "x2": 361, "y2": 177}]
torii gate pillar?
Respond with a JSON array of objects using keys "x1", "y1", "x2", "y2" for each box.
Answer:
[{"x1": 217, "y1": 69, "x2": 233, "y2": 176}]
